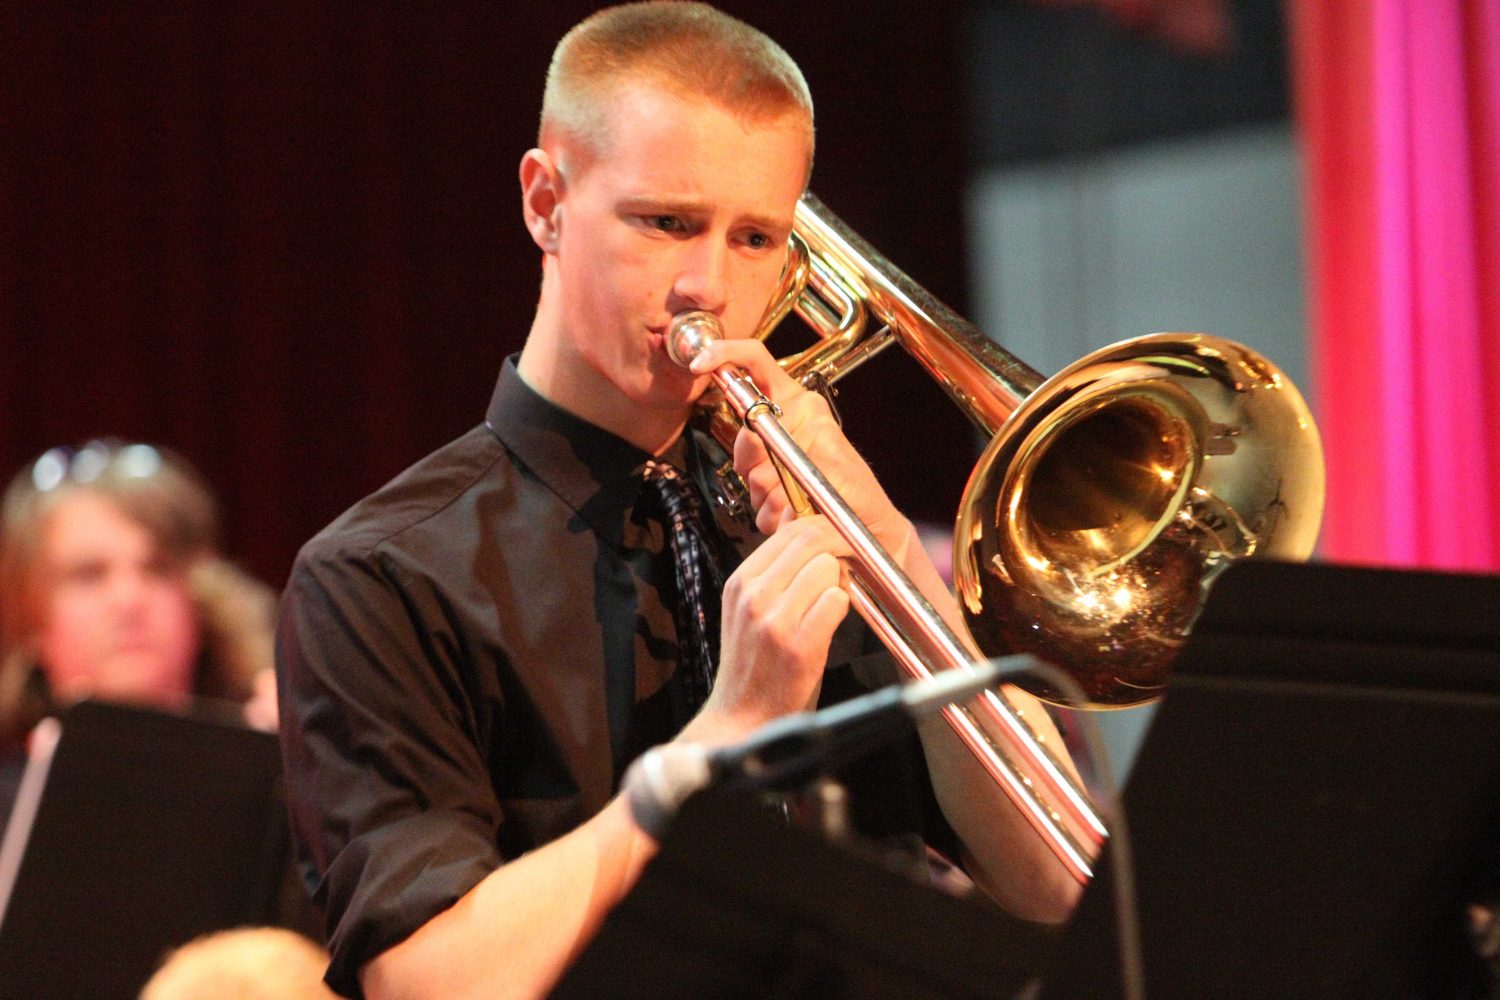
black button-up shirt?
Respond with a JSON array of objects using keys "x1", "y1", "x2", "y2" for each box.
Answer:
[{"x1": 277, "y1": 357, "x2": 949, "y2": 997}]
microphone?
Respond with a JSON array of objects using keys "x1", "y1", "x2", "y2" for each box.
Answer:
[{"x1": 624, "y1": 654, "x2": 1042, "y2": 838}]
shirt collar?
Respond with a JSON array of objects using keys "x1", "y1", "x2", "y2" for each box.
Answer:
[
  {"x1": 484, "y1": 354, "x2": 654, "y2": 518},
  {"x1": 484, "y1": 356, "x2": 750, "y2": 547}
]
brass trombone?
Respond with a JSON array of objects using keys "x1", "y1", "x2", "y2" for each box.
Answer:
[{"x1": 672, "y1": 193, "x2": 1325, "y2": 883}]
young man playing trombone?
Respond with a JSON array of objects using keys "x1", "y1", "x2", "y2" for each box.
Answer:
[{"x1": 276, "y1": 5, "x2": 1082, "y2": 998}]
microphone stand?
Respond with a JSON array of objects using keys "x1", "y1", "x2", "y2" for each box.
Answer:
[{"x1": 624, "y1": 655, "x2": 1038, "y2": 840}]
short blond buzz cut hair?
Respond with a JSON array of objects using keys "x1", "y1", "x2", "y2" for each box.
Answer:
[{"x1": 540, "y1": 2, "x2": 814, "y2": 169}]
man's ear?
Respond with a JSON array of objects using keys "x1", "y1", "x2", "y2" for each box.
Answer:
[{"x1": 519, "y1": 148, "x2": 564, "y2": 254}]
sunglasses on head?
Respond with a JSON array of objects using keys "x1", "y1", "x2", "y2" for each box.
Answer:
[{"x1": 30, "y1": 441, "x2": 164, "y2": 493}]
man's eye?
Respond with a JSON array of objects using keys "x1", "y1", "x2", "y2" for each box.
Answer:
[
  {"x1": 648, "y1": 215, "x2": 683, "y2": 233},
  {"x1": 745, "y1": 232, "x2": 771, "y2": 250}
]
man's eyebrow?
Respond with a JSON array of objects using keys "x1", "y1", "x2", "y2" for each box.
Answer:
[
  {"x1": 742, "y1": 211, "x2": 795, "y2": 234},
  {"x1": 617, "y1": 196, "x2": 707, "y2": 216}
]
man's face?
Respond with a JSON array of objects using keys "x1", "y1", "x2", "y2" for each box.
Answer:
[
  {"x1": 33, "y1": 491, "x2": 201, "y2": 708},
  {"x1": 544, "y1": 84, "x2": 810, "y2": 419}
]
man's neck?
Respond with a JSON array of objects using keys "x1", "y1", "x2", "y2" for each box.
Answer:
[{"x1": 515, "y1": 339, "x2": 688, "y2": 457}]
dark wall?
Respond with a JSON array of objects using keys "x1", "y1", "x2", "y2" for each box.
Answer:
[
  {"x1": 965, "y1": 0, "x2": 1289, "y2": 167},
  {"x1": 0, "y1": 5, "x2": 973, "y2": 589}
]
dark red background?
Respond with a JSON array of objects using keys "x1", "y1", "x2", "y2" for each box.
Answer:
[{"x1": 0, "y1": 5, "x2": 974, "y2": 589}]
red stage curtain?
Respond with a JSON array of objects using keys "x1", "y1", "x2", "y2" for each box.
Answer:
[
  {"x1": 0, "y1": 7, "x2": 970, "y2": 587},
  {"x1": 1290, "y1": 0, "x2": 1500, "y2": 571}
]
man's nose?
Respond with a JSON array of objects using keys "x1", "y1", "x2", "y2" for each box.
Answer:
[{"x1": 673, "y1": 238, "x2": 730, "y2": 313}]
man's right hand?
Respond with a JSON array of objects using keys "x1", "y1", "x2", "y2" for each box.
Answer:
[{"x1": 679, "y1": 514, "x2": 851, "y2": 746}]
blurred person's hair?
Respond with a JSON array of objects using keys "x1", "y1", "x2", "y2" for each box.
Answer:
[
  {"x1": 0, "y1": 440, "x2": 274, "y2": 743},
  {"x1": 140, "y1": 927, "x2": 334, "y2": 1000}
]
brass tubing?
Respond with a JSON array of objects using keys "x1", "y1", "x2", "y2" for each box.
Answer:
[{"x1": 668, "y1": 310, "x2": 1104, "y2": 883}]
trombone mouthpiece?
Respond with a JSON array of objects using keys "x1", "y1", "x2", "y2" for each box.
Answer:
[{"x1": 666, "y1": 310, "x2": 723, "y2": 368}]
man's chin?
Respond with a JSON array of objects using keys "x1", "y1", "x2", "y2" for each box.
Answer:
[{"x1": 642, "y1": 358, "x2": 709, "y2": 401}]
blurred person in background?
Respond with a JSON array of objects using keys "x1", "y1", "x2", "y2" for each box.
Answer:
[
  {"x1": 0, "y1": 439, "x2": 279, "y2": 827},
  {"x1": 140, "y1": 926, "x2": 338, "y2": 1000}
]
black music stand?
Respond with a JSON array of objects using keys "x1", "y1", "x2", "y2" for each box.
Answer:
[
  {"x1": 551, "y1": 786, "x2": 1052, "y2": 1000},
  {"x1": 1042, "y1": 560, "x2": 1500, "y2": 1000},
  {"x1": 0, "y1": 700, "x2": 308, "y2": 999}
]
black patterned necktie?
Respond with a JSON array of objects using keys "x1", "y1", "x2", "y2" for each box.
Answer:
[{"x1": 640, "y1": 460, "x2": 725, "y2": 712}]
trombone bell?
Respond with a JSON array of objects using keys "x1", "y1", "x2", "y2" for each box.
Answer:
[
  {"x1": 956, "y1": 336, "x2": 1324, "y2": 706},
  {"x1": 759, "y1": 193, "x2": 1326, "y2": 709}
]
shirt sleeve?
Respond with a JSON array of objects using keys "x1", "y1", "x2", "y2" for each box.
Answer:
[{"x1": 276, "y1": 542, "x2": 503, "y2": 998}]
